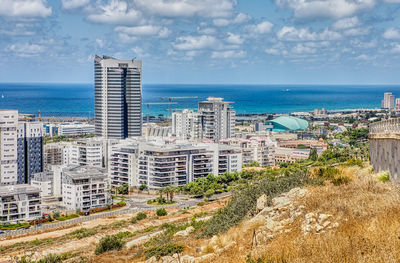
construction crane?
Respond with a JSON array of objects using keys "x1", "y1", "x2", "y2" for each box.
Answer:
[
  {"x1": 144, "y1": 102, "x2": 177, "y2": 123},
  {"x1": 160, "y1": 96, "x2": 198, "y2": 118}
]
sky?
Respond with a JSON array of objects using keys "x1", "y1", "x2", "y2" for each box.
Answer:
[{"x1": 0, "y1": 0, "x2": 400, "y2": 84}]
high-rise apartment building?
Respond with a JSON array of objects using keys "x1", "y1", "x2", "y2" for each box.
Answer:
[
  {"x1": 0, "y1": 110, "x2": 18, "y2": 185},
  {"x1": 197, "y1": 97, "x2": 236, "y2": 141},
  {"x1": 382, "y1": 92, "x2": 395, "y2": 110},
  {"x1": 94, "y1": 55, "x2": 142, "y2": 139},
  {"x1": 172, "y1": 97, "x2": 236, "y2": 141},
  {"x1": 17, "y1": 122, "x2": 43, "y2": 184}
]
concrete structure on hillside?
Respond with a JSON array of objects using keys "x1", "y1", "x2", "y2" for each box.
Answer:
[
  {"x1": 0, "y1": 185, "x2": 41, "y2": 223},
  {"x1": 94, "y1": 55, "x2": 142, "y2": 139},
  {"x1": 109, "y1": 138, "x2": 242, "y2": 189},
  {"x1": 62, "y1": 166, "x2": 111, "y2": 211},
  {"x1": 369, "y1": 118, "x2": 400, "y2": 181},
  {"x1": 0, "y1": 110, "x2": 18, "y2": 185}
]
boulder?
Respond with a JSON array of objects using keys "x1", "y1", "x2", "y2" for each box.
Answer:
[{"x1": 256, "y1": 194, "x2": 268, "y2": 211}]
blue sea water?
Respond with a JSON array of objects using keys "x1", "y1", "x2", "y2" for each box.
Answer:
[{"x1": 0, "y1": 83, "x2": 399, "y2": 117}]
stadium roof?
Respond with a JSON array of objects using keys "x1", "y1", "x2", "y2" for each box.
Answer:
[{"x1": 267, "y1": 116, "x2": 309, "y2": 131}]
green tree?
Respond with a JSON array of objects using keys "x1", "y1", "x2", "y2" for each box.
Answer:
[{"x1": 309, "y1": 147, "x2": 318, "y2": 161}]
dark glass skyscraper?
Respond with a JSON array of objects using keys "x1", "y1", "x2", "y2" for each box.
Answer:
[{"x1": 94, "y1": 55, "x2": 142, "y2": 139}]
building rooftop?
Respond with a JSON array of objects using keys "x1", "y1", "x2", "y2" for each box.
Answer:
[
  {"x1": 63, "y1": 165, "x2": 107, "y2": 180},
  {"x1": 0, "y1": 184, "x2": 40, "y2": 196},
  {"x1": 32, "y1": 172, "x2": 53, "y2": 182},
  {"x1": 268, "y1": 116, "x2": 309, "y2": 132}
]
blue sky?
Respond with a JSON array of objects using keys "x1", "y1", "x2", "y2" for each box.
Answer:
[{"x1": 1, "y1": 0, "x2": 400, "y2": 84}]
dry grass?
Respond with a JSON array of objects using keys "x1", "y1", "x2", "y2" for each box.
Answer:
[{"x1": 202, "y1": 166, "x2": 400, "y2": 263}]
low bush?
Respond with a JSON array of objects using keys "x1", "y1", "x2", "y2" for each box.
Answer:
[
  {"x1": 378, "y1": 171, "x2": 390, "y2": 182},
  {"x1": 0, "y1": 222, "x2": 30, "y2": 230},
  {"x1": 346, "y1": 158, "x2": 363, "y2": 167},
  {"x1": 156, "y1": 208, "x2": 168, "y2": 217},
  {"x1": 95, "y1": 235, "x2": 126, "y2": 255},
  {"x1": 131, "y1": 212, "x2": 147, "y2": 224},
  {"x1": 331, "y1": 175, "x2": 351, "y2": 186},
  {"x1": 70, "y1": 228, "x2": 97, "y2": 239},
  {"x1": 144, "y1": 243, "x2": 184, "y2": 259},
  {"x1": 114, "y1": 231, "x2": 134, "y2": 239}
]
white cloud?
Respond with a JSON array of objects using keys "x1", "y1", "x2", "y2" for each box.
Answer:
[
  {"x1": 132, "y1": 46, "x2": 149, "y2": 57},
  {"x1": 332, "y1": 17, "x2": 359, "y2": 30},
  {"x1": 115, "y1": 25, "x2": 170, "y2": 37},
  {"x1": 0, "y1": 0, "x2": 52, "y2": 18},
  {"x1": 275, "y1": 0, "x2": 375, "y2": 19},
  {"x1": 226, "y1": 33, "x2": 244, "y2": 45},
  {"x1": 292, "y1": 43, "x2": 317, "y2": 54},
  {"x1": 87, "y1": 0, "x2": 141, "y2": 25},
  {"x1": 5, "y1": 43, "x2": 45, "y2": 57},
  {"x1": 211, "y1": 50, "x2": 246, "y2": 59},
  {"x1": 383, "y1": 28, "x2": 400, "y2": 39},
  {"x1": 134, "y1": 0, "x2": 235, "y2": 18},
  {"x1": 247, "y1": 21, "x2": 274, "y2": 34},
  {"x1": 265, "y1": 48, "x2": 281, "y2": 55},
  {"x1": 61, "y1": 0, "x2": 90, "y2": 9},
  {"x1": 343, "y1": 27, "x2": 370, "y2": 36},
  {"x1": 213, "y1": 12, "x2": 251, "y2": 27},
  {"x1": 173, "y1": 35, "x2": 221, "y2": 50},
  {"x1": 277, "y1": 26, "x2": 341, "y2": 41},
  {"x1": 198, "y1": 27, "x2": 217, "y2": 34}
]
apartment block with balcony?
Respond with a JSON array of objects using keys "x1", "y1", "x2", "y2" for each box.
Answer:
[
  {"x1": 0, "y1": 110, "x2": 18, "y2": 185},
  {"x1": 70, "y1": 139, "x2": 104, "y2": 168},
  {"x1": 0, "y1": 185, "x2": 41, "y2": 223},
  {"x1": 62, "y1": 166, "x2": 110, "y2": 211}
]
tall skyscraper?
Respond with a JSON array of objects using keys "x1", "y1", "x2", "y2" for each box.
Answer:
[{"x1": 94, "y1": 55, "x2": 142, "y2": 139}]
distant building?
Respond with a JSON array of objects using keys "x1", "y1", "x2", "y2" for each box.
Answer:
[
  {"x1": 94, "y1": 55, "x2": 142, "y2": 139},
  {"x1": 30, "y1": 171, "x2": 54, "y2": 197},
  {"x1": 313, "y1": 108, "x2": 327, "y2": 116},
  {"x1": 43, "y1": 142, "x2": 70, "y2": 169},
  {"x1": 0, "y1": 110, "x2": 19, "y2": 185},
  {"x1": 0, "y1": 184, "x2": 42, "y2": 223},
  {"x1": 396, "y1": 98, "x2": 400, "y2": 110},
  {"x1": 70, "y1": 139, "x2": 104, "y2": 168},
  {"x1": 266, "y1": 116, "x2": 309, "y2": 132},
  {"x1": 57, "y1": 123, "x2": 95, "y2": 136},
  {"x1": 62, "y1": 166, "x2": 111, "y2": 211},
  {"x1": 142, "y1": 123, "x2": 171, "y2": 137},
  {"x1": 198, "y1": 97, "x2": 236, "y2": 141},
  {"x1": 172, "y1": 109, "x2": 201, "y2": 139},
  {"x1": 381, "y1": 92, "x2": 395, "y2": 110}
]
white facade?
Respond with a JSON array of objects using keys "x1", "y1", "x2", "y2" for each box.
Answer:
[
  {"x1": 70, "y1": 139, "x2": 104, "y2": 167},
  {"x1": 43, "y1": 142, "x2": 70, "y2": 169},
  {"x1": 30, "y1": 172, "x2": 53, "y2": 197},
  {"x1": 198, "y1": 97, "x2": 236, "y2": 142},
  {"x1": 109, "y1": 138, "x2": 242, "y2": 190},
  {"x1": 0, "y1": 184, "x2": 41, "y2": 223},
  {"x1": 382, "y1": 92, "x2": 395, "y2": 110},
  {"x1": 0, "y1": 110, "x2": 18, "y2": 185},
  {"x1": 220, "y1": 137, "x2": 276, "y2": 167},
  {"x1": 62, "y1": 166, "x2": 111, "y2": 211},
  {"x1": 57, "y1": 123, "x2": 95, "y2": 136},
  {"x1": 172, "y1": 109, "x2": 200, "y2": 139}
]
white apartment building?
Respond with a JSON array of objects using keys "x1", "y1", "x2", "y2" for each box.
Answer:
[
  {"x1": 57, "y1": 123, "x2": 95, "y2": 136},
  {"x1": 62, "y1": 166, "x2": 111, "y2": 211},
  {"x1": 274, "y1": 147, "x2": 310, "y2": 163},
  {"x1": 30, "y1": 171, "x2": 55, "y2": 197},
  {"x1": 109, "y1": 138, "x2": 242, "y2": 190},
  {"x1": 220, "y1": 136, "x2": 276, "y2": 167},
  {"x1": 0, "y1": 185, "x2": 41, "y2": 223},
  {"x1": 0, "y1": 110, "x2": 18, "y2": 185},
  {"x1": 172, "y1": 109, "x2": 201, "y2": 139},
  {"x1": 382, "y1": 92, "x2": 395, "y2": 110},
  {"x1": 70, "y1": 139, "x2": 104, "y2": 167}
]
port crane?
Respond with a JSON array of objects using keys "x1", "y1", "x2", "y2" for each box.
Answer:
[
  {"x1": 160, "y1": 96, "x2": 198, "y2": 118},
  {"x1": 144, "y1": 102, "x2": 177, "y2": 123}
]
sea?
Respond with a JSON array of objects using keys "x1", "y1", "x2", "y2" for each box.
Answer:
[{"x1": 0, "y1": 83, "x2": 399, "y2": 117}]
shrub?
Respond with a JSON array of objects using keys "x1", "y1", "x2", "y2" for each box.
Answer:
[
  {"x1": 70, "y1": 228, "x2": 97, "y2": 239},
  {"x1": 136, "y1": 212, "x2": 147, "y2": 221},
  {"x1": 114, "y1": 231, "x2": 134, "y2": 239},
  {"x1": 331, "y1": 175, "x2": 351, "y2": 186},
  {"x1": 156, "y1": 208, "x2": 168, "y2": 217},
  {"x1": 346, "y1": 158, "x2": 363, "y2": 167},
  {"x1": 94, "y1": 235, "x2": 126, "y2": 255},
  {"x1": 378, "y1": 171, "x2": 390, "y2": 182},
  {"x1": 144, "y1": 243, "x2": 184, "y2": 259}
]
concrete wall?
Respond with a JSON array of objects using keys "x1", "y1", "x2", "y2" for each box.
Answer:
[{"x1": 370, "y1": 138, "x2": 400, "y2": 182}]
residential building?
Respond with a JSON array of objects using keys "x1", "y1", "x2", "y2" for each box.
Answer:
[
  {"x1": 43, "y1": 142, "x2": 70, "y2": 169},
  {"x1": 220, "y1": 137, "x2": 276, "y2": 167},
  {"x1": 109, "y1": 138, "x2": 242, "y2": 190},
  {"x1": 382, "y1": 92, "x2": 395, "y2": 110},
  {"x1": 70, "y1": 139, "x2": 104, "y2": 168},
  {"x1": 30, "y1": 171, "x2": 54, "y2": 197},
  {"x1": 142, "y1": 123, "x2": 171, "y2": 137},
  {"x1": 94, "y1": 55, "x2": 142, "y2": 139},
  {"x1": 197, "y1": 97, "x2": 235, "y2": 141},
  {"x1": 57, "y1": 123, "x2": 95, "y2": 136},
  {"x1": 172, "y1": 109, "x2": 201, "y2": 139},
  {"x1": 62, "y1": 166, "x2": 111, "y2": 211},
  {"x1": 274, "y1": 147, "x2": 312, "y2": 163},
  {"x1": 17, "y1": 122, "x2": 43, "y2": 184},
  {"x1": 0, "y1": 185, "x2": 41, "y2": 223},
  {"x1": 396, "y1": 98, "x2": 400, "y2": 110},
  {"x1": 0, "y1": 110, "x2": 18, "y2": 185}
]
